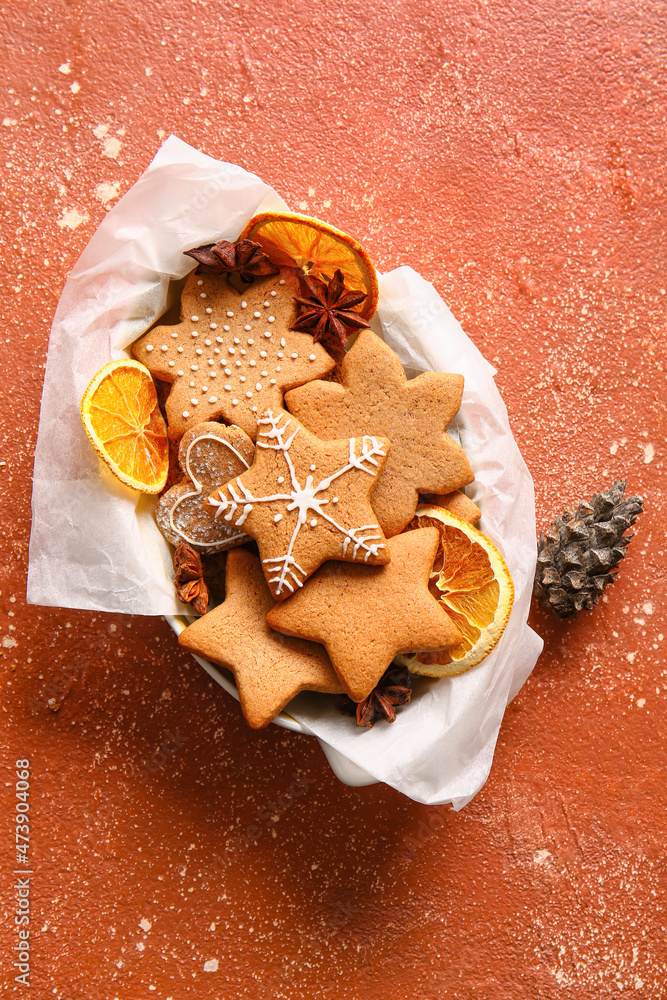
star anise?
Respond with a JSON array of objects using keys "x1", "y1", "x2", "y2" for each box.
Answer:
[
  {"x1": 290, "y1": 269, "x2": 369, "y2": 349},
  {"x1": 338, "y1": 665, "x2": 413, "y2": 728},
  {"x1": 173, "y1": 541, "x2": 209, "y2": 615},
  {"x1": 183, "y1": 239, "x2": 279, "y2": 283}
]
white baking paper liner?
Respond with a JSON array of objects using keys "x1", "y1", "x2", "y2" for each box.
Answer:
[{"x1": 27, "y1": 135, "x2": 543, "y2": 807}]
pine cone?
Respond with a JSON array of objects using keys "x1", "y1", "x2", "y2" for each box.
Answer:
[{"x1": 534, "y1": 480, "x2": 643, "y2": 618}]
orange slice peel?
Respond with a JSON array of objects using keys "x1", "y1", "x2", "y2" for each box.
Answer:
[
  {"x1": 239, "y1": 211, "x2": 379, "y2": 320},
  {"x1": 396, "y1": 505, "x2": 514, "y2": 677},
  {"x1": 80, "y1": 359, "x2": 169, "y2": 494}
]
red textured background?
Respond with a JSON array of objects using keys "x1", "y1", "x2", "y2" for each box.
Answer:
[{"x1": 1, "y1": 2, "x2": 666, "y2": 997}]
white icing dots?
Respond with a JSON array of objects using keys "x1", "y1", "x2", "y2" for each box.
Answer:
[
  {"x1": 177, "y1": 347, "x2": 184, "y2": 353},
  {"x1": 232, "y1": 398, "x2": 238, "y2": 406},
  {"x1": 191, "y1": 364, "x2": 198, "y2": 371},
  {"x1": 206, "y1": 306, "x2": 212, "y2": 314},
  {"x1": 270, "y1": 290, "x2": 277, "y2": 297},
  {"x1": 269, "y1": 378, "x2": 276, "y2": 385},
  {"x1": 191, "y1": 331, "x2": 198, "y2": 338},
  {"x1": 228, "y1": 347, "x2": 235, "y2": 355},
  {"x1": 260, "y1": 350, "x2": 267, "y2": 358},
  {"x1": 264, "y1": 301, "x2": 270, "y2": 307},
  {"x1": 252, "y1": 405, "x2": 258, "y2": 412},
  {"x1": 280, "y1": 338, "x2": 286, "y2": 347},
  {"x1": 263, "y1": 331, "x2": 271, "y2": 339},
  {"x1": 291, "y1": 352, "x2": 298, "y2": 359},
  {"x1": 310, "y1": 519, "x2": 317, "y2": 528},
  {"x1": 205, "y1": 338, "x2": 211, "y2": 346},
  {"x1": 309, "y1": 464, "x2": 316, "y2": 471},
  {"x1": 249, "y1": 360, "x2": 256, "y2": 367},
  {"x1": 168, "y1": 360, "x2": 175, "y2": 367},
  {"x1": 239, "y1": 376, "x2": 246, "y2": 383},
  {"x1": 332, "y1": 496, "x2": 339, "y2": 503},
  {"x1": 197, "y1": 279, "x2": 203, "y2": 286},
  {"x1": 268, "y1": 316, "x2": 275, "y2": 323},
  {"x1": 209, "y1": 323, "x2": 217, "y2": 330},
  {"x1": 247, "y1": 338, "x2": 254, "y2": 345},
  {"x1": 244, "y1": 324, "x2": 251, "y2": 331},
  {"x1": 309, "y1": 354, "x2": 316, "y2": 361},
  {"x1": 261, "y1": 370, "x2": 268, "y2": 377},
  {"x1": 208, "y1": 396, "x2": 217, "y2": 403},
  {"x1": 279, "y1": 279, "x2": 285, "y2": 285},
  {"x1": 171, "y1": 331, "x2": 178, "y2": 339},
  {"x1": 245, "y1": 391, "x2": 252, "y2": 398},
  {"x1": 274, "y1": 513, "x2": 282, "y2": 523},
  {"x1": 255, "y1": 382, "x2": 262, "y2": 391},
  {"x1": 233, "y1": 337, "x2": 240, "y2": 344},
  {"x1": 191, "y1": 315, "x2": 199, "y2": 322},
  {"x1": 190, "y1": 398, "x2": 198, "y2": 406},
  {"x1": 189, "y1": 381, "x2": 196, "y2": 387},
  {"x1": 145, "y1": 344, "x2": 154, "y2": 352},
  {"x1": 226, "y1": 311, "x2": 234, "y2": 318},
  {"x1": 275, "y1": 365, "x2": 281, "y2": 372},
  {"x1": 253, "y1": 311, "x2": 261, "y2": 318},
  {"x1": 235, "y1": 360, "x2": 242, "y2": 367},
  {"x1": 224, "y1": 384, "x2": 231, "y2": 391},
  {"x1": 224, "y1": 367, "x2": 231, "y2": 375},
  {"x1": 241, "y1": 301, "x2": 247, "y2": 309},
  {"x1": 182, "y1": 410, "x2": 189, "y2": 418},
  {"x1": 277, "y1": 476, "x2": 284, "y2": 484},
  {"x1": 216, "y1": 336, "x2": 223, "y2": 344},
  {"x1": 223, "y1": 325, "x2": 230, "y2": 332},
  {"x1": 200, "y1": 292, "x2": 207, "y2": 299},
  {"x1": 177, "y1": 370, "x2": 184, "y2": 377},
  {"x1": 200, "y1": 386, "x2": 208, "y2": 393},
  {"x1": 277, "y1": 352, "x2": 284, "y2": 359},
  {"x1": 196, "y1": 349, "x2": 203, "y2": 356},
  {"x1": 208, "y1": 359, "x2": 214, "y2": 366}
]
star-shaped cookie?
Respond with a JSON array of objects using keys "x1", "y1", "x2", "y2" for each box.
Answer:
[
  {"x1": 266, "y1": 527, "x2": 463, "y2": 701},
  {"x1": 206, "y1": 407, "x2": 391, "y2": 600},
  {"x1": 178, "y1": 548, "x2": 343, "y2": 729},
  {"x1": 132, "y1": 267, "x2": 335, "y2": 441},
  {"x1": 285, "y1": 329, "x2": 474, "y2": 537}
]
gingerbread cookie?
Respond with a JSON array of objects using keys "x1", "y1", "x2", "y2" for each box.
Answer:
[
  {"x1": 132, "y1": 267, "x2": 335, "y2": 441},
  {"x1": 206, "y1": 407, "x2": 391, "y2": 600},
  {"x1": 156, "y1": 422, "x2": 255, "y2": 552},
  {"x1": 285, "y1": 329, "x2": 474, "y2": 537},
  {"x1": 421, "y1": 490, "x2": 481, "y2": 526},
  {"x1": 266, "y1": 527, "x2": 463, "y2": 701},
  {"x1": 179, "y1": 548, "x2": 343, "y2": 729}
]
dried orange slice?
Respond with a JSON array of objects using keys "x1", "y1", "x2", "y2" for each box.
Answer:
[
  {"x1": 80, "y1": 360, "x2": 169, "y2": 494},
  {"x1": 396, "y1": 505, "x2": 514, "y2": 677},
  {"x1": 239, "y1": 211, "x2": 378, "y2": 320}
]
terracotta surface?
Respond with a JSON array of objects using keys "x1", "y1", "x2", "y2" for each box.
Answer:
[{"x1": 2, "y1": 2, "x2": 666, "y2": 997}]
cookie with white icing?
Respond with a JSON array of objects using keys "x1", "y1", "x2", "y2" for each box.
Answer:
[
  {"x1": 132, "y1": 268, "x2": 336, "y2": 441},
  {"x1": 206, "y1": 407, "x2": 391, "y2": 600},
  {"x1": 156, "y1": 422, "x2": 255, "y2": 553}
]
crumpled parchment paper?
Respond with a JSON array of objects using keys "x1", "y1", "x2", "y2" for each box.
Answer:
[{"x1": 28, "y1": 135, "x2": 543, "y2": 807}]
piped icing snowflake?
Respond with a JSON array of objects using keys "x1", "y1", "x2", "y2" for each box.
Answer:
[
  {"x1": 132, "y1": 268, "x2": 335, "y2": 441},
  {"x1": 207, "y1": 408, "x2": 391, "y2": 599}
]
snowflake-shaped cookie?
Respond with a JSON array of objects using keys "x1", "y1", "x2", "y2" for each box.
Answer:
[
  {"x1": 207, "y1": 408, "x2": 391, "y2": 600},
  {"x1": 132, "y1": 268, "x2": 335, "y2": 441}
]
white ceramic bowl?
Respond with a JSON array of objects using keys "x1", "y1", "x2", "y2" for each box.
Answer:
[{"x1": 166, "y1": 614, "x2": 378, "y2": 787}]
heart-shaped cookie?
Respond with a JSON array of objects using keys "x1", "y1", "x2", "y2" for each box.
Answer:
[{"x1": 156, "y1": 422, "x2": 255, "y2": 552}]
